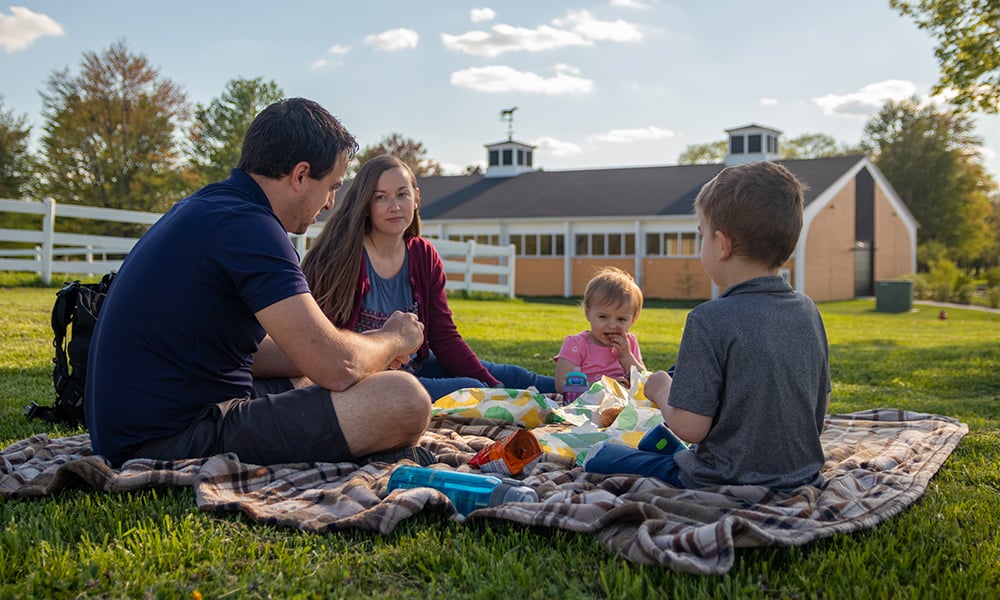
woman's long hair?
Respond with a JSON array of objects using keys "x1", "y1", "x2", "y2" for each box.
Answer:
[{"x1": 301, "y1": 154, "x2": 421, "y2": 326}]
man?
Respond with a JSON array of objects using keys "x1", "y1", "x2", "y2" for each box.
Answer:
[{"x1": 85, "y1": 98, "x2": 431, "y2": 467}]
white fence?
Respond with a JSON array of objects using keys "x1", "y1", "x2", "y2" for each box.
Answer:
[{"x1": 0, "y1": 198, "x2": 516, "y2": 297}]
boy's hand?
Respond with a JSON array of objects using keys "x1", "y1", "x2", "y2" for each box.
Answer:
[{"x1": 644, "y1": 370, "x2": 672, "y2": 407}]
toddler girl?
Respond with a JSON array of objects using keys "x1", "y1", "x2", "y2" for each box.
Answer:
[{"x1": 554, "y1": 267, "x2": 645, "y2": 392}]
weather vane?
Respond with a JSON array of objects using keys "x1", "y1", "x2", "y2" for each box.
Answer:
[{"x1": 500, "y1": 106, "x2": 518, "y2": 140}]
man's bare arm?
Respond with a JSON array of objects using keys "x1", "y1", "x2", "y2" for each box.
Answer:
[
  {"x1": 254, "y1": 293, "x2": 423, "y2": 391},
  {"x1": 252, "y1": 335, "x2": 302, "y2": 379}
]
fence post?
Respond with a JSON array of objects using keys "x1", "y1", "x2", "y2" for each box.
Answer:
[
  {"x1": 41, "y1": 197, "x2": 56, "y2": 285},
  {"x1": 464, "y1": 240, "x2": 476, "y2": 294},
  {"x1": 507, "y1": 244, "x2": 516, "y2": 298}
]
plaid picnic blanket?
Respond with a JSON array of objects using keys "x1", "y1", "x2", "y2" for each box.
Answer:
[{"x1": 0, "y1": 408, "x2": 967, "y2": 575}]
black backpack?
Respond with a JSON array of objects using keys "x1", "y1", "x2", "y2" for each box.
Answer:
[{"x1": 24, "y1": 271, "x2": 116, "y2": 428}]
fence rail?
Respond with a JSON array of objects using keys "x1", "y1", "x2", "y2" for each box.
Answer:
[{"x1": 0, "y1": 198, "x2": 516, "y2": 297}]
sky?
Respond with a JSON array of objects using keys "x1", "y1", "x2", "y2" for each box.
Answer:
[{"x1": 1, "y1": 0, "x2": 998, "y2": 179}]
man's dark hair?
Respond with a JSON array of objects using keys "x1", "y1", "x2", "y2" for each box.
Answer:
[{"x1": 237, "y1": 97, "x2": 359, "y2": 180}]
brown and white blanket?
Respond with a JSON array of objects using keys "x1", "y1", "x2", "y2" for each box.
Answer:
[{"x1": 0, "y1": 408, "x2": 967, "y2": 575}]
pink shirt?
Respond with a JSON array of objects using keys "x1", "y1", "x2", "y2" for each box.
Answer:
[{"x1": 554, "y1": 331, "x2": 643, "y2": 383}]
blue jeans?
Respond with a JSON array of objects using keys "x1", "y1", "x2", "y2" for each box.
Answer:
[
  {"x1": 583, "y1": 425, "x2": 687, "y2": 487},
  {"x1": 416, "y1": 353, "x2": 556, "y2": 401}
]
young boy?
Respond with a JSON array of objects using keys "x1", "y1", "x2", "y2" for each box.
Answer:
[{"x1": 585, "y1": 161, "x2": 831, "y2": 489}]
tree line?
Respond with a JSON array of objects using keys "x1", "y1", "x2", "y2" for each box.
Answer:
[{"x1": 0, "y1": 41, "x2": 442, "y2": 238}]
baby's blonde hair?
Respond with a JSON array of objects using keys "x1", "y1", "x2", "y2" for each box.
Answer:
[{"x1": 583, "y1": 267, "x2": 643, "y2": 318}]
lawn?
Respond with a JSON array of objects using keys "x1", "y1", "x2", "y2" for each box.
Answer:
[{"x1": 1, "y1": 284, "x2": 998, "y2": 599}]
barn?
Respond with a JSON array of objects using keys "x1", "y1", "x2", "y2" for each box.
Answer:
[{"x1": 415, "y1": 123, "x2": 918, "y2": 302}]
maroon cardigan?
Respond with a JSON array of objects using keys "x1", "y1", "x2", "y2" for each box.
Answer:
[{"x1": 340, "y1": 236, "x2": 500, "y2": 387}]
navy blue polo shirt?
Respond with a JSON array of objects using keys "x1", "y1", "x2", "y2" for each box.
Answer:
[{"x1": 85, "y1": 169, "x2": 310, "y2": 465}]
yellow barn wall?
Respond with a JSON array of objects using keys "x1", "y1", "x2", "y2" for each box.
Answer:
[
  {"x1": 570, "y1": 259, "x2": 635, "y2": 296},
  {"x1": 515, "y1": 258, "x2": 565, "y2": 296},
  {"x1": 804, "y1": 185, "x2": 857, "y2": 302},
  {"x1": 873, "y1": 186, "x2": 914, "y2": 281},
  {"x1": 516, "y1": 258, "x2": 714, "y2": 299},
  {"x1": 642, "y1": 258, "x2": 712, "y2": 300}
]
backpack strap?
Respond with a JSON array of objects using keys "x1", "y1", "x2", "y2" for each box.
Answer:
[
  {"x1": 26, "y1": 272, "x2": 116, "y2": 426},
  {"x1": 50, "y1": 280, "x2": 81, "y2": 398}
]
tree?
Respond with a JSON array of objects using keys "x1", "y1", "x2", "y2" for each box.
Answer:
[
  {"x1": 677, "y1": 141, "x2": 726, "y2": 164},
  {"x1": 36, "y1": 40, "x2": 190, "y2": 235},
  {"x1": 352, "y1": 133, "x2": 443, "y2": 177},
  {"x1": 984, "y1": 191, "x2": 1000, "y2": 268},
  {"x1": 0, "y1": 97, "x2": 33, "y2": 199},
  {"x1": 780, "y1": 133, "x2": 865, "y2": 159},
  {"x1": 890, "y1": 0, "x2": 1000, "y2": 113},
  {"x1": 187, "y1": 77, "x2": 284, "y2": 187},
  {"x1": 677, "y1": 134, "x2": 862, "y2": 164},
  {"x1": 862, "y1": 97, "x2": 996, "y2": 266}
]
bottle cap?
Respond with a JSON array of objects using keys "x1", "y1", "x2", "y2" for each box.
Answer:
[{"x1": 490, "y1": 482, "x2": 538, "y2": 507}]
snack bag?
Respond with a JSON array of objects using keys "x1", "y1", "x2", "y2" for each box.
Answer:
[
  {"x1": 595, "y1": 377, "x2": 629, "y2": 427},
  {"x1": 468, "y1": 429, "x2": 543, "y2": 476}
]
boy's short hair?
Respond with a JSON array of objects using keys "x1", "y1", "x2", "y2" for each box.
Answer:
[
  {"x1": 237, "y1": 97, "x2": 359, "y2": 181},
  {"x1": 694, "y1": 161, "x2": 806, "y2": 269},
  {"x1": 583, "y1": 267, "x2": 643, "y2": 318}
]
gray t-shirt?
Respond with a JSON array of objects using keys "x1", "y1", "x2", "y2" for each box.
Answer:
[
  {"x1": 670, "y1": 276, "x2": 830, "y2": 489},
  {"x1": 355, "y1": 250, "x2": 417, "y2": 333},
  {"x1": 355, "y1": 250, "x2": 421, "y2": 372}
]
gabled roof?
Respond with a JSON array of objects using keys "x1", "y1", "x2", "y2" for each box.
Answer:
[{"x1": 416, "y1": 155, "x2": 867, "y2": 221}]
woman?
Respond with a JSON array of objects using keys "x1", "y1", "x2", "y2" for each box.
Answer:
[{"x1": 301, "y1": 154, "x2": 555, "y2": 400}]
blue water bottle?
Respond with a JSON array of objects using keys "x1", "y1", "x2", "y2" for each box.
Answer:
[
  {"x1": 637, "y1": 423, "x2": 689, "y2": 455},
  {"x1": 561, "y1": 371, "x2": 589, "y2": 406},
  {"x1": 386, "y1": 465, "x2": 538, "y2": 516}
]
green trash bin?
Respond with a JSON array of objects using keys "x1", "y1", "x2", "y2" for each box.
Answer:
[{"x1": 875, "y1": 280, "x2": 913, "y2": 313}]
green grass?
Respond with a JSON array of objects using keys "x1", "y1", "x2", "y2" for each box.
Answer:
[{"x1": 1, "y1": 288, "x2": 998, "y2": 599}]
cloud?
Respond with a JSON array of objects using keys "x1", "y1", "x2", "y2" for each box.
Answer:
[
  {"x1": 470, "y1": 8, "x2": 496, "y2": 23},
  {"x1": 450, "y1": 64, "x2": 594, "y2": 95},
  {"x1": 364, "y1": 28, "x2": 419, "y2": 51},
  {"x1": 553, "y1": 10, "x2": 643, "y2": 43},
  {"x1": 610, "y1": 0, "x2": 649, "y2": 7},
  {"x1": 442, "y1": 9, "x2": 641, "y2": 57},
  {"x1": 588, "y1": 126, "x2": 675, "y2": 143},
  {"x1": 813, "y1": 80, "x2": 917, "y2": 117},
  {"x1": 760, "y1": 97, "x2": 778, "y2": 106},
  {"x1": 442, "y1": 24, "x2": 590, "y2": 57},
  {"x1": 311, "y1": 44, "x2": 351, "y2": 69},
  {"x1": 553, "y1": 63, "x2": 581, "y2": 75},
  {"x1": 0, "y1": 6, "x2": 64, "y2": 54},
  {"x1": 532, "y1": 136, "x2": 583, "y2": 157}
]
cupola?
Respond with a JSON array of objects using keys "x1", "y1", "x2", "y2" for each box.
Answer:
[
  {"x1": 724, "y1": 123, "x2": 781, "y2": 165},
  {"x1": 485, "y1": 107, "x2": 537, "y2": 178}
]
